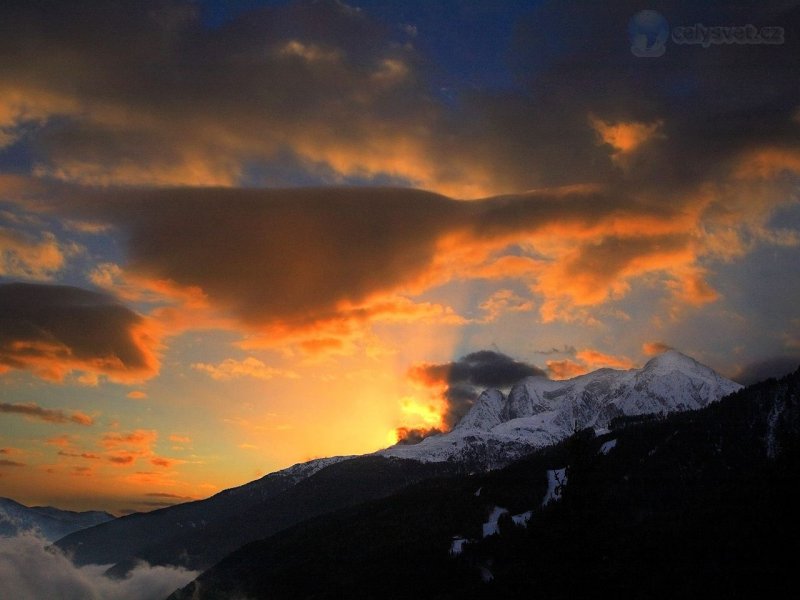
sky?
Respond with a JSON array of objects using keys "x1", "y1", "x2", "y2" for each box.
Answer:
[{"x1": 0, "y1": 0, "x2": 799, "y2": 514}]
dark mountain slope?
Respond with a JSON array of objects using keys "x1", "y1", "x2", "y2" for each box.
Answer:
[
  {"x1": 55, "y1": 457, "x2": 320, "y2": 567},
  {"x1": 169, "y1": 367, "x2": 800, "y2": 600},
  {"x1": 58, "y1": 455, "x2": 463, "y2": 573}
]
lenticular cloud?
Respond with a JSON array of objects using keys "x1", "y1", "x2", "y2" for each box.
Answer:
[{"x1": 0, "y1": 533, "x2": 198, "y2": 600}]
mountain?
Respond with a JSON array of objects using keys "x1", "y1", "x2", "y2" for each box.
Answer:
[
  {"x1": 168, "y1": 366, "x2": 799, "y2": 600},
  {"x1": 380, "y1": 350, "x2": 741, "y2": 466},
  {"x1": 59, "y1": 351, "x2": 739, "y2": 575},
  {"x1": 56, "y1": 455, "x2": 463, "y2": 574},
  {"x1": 0, "y1": 497, "x2": 114, "y2": 542}
]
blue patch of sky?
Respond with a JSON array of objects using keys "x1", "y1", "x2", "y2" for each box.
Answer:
[
  {"x1": 237, "y1": 152, "x2": 417, "y2": 188},
  {"x1": 0, "y1": 127, "x2": 37, "y2": 174},
  {"x1": 198, "y1": 0, "x2": 542, "y2": 101},
  {"x1": 0, "y1": 201, "x2": 126, "y2": 292}
]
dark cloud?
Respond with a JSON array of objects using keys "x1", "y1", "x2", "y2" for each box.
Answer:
[
  {"x1": 0, "y1": 0, "x2": 455, "y2": 189},
  {"x1": 19, "y1": 183, "x2": 684, "y2": 335},
  {"x1": 145, "y1": 492, "x2": 193, "y2": 500},
  {"x1": 395, "y1": 426, "x2": 443, "y2": 445},
  {"x1": 532, "y1": 345, "x2": 578, "y2": 356},
  {"x1": 86, "y1": 186, "x2": 459, "y2": 326},
  {"x1": 411, "y1": 350, "x2": 545, "y2": 389},
  {"x1": 57, "y1": 450, "x2": 100, "y2": 459},
  {"x1": 494, "y1": 0, "x2": 800, "y2": 194},
  {"x1": 0, "y1": 401, "x2": 92, "y2": 425},
  {"x1": 410, "y1": 350, "x2": 545, "y2": 428},
  {"x1": 733, "y1": 356, "x2": 800, "y2": 386},
  {"x1": 1, "y1": 0, "x2": 795, "y2": 197},
  {"x1": 0, "y1": 458, "x2": 25, "y2": 467},
  {"x1": 441, "y1": 383, "x2": 483, "y2": 431},
  {"x1": 0, "y1": 282, "x2": 159, "y2": 382}
]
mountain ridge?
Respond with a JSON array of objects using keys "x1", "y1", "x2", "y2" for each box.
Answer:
[
  {"x1": 0, "y1": 497, "x2": 114, "y2": 541},
  {"x1": 167, "y1": 365, "x2": 799, "y2": 600},
  {"x1": 379, "y1": 350, "x2": 741, "y2": 466},
  {"x1": 57, "y1": 350, "x2": 741, "y2": 574}
]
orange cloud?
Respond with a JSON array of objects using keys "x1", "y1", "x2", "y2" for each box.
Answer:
[
  {"x1": 191, "y1": 357, "x2": 299, "y2": 381},
  {"x1": 101, "y1": 430, "x2": 158, "y2": 451},
  {"x1": 237, "y1": 295, "x2": 463, "y2": 359},
  {"x1": 590, "y1": 116, "x2": 663, "y2": 164},
  {"x1": 45, "y1": 435, "x2": 74, "y2": 448},
  {"x1": 734, "y1": 147, "x2": 800, "y2": 180},
  {"x1": 5, "y1": 165, "x2": 795, "y2": 347},
  {"x1": 546, "y1": 359, "x2": 588, "y2": 380},
  {"x1": 99, "y1": 429, "x2": 165, "y2": 470},
  {"x1": 0, "y1": 85, "x2": 79, "y2": 148},
  {"x1": 479, "y1": 289, "x2": 535, "y2": 322},
  {"x1": 150, "y1": 456, "x2": 181, "y2": 468},
  {"x1": 547, "y1": 348, "x2": 634, "y2": 379},
  {"x1": 126, "y1": 391, "x2": 148, "y2": 400},
  {"x1": 0, "y1": 227, "x2": 67, "y2": 280},
  {"x1": 643, "y1": 341, "x2": 673, "y2": 356},
  {"x1": 666, "y1": 268, "x2": 720, "y2": 308},
  {"x1": 575, "y1": 349, "x2": 634, "y2": 370}
]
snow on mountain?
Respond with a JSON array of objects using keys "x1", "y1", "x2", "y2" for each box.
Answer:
[
  {"x1": 455, "y1": 388, "x2": 506, "y2": 430},
  {"x1": 379, "y1": 351, "x2": 741, "y2": 466}
]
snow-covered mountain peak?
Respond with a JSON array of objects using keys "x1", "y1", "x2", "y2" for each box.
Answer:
[
  {"x1": 642, "y1": 349, "x2": 702, "y2": 373},
  {"x1": 455, "y1": 389, "x2": 506, "y2": 431},
  {"x1": 379, "y1": 351, "x2": 742, "y2": 466}
]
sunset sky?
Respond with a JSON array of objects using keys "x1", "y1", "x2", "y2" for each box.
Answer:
[{"x1": 1, "y1": 0, "x2": 799, "y2": 514}]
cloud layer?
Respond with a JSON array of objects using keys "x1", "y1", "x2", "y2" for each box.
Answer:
[
  {"x1": 0, "y1": 0, "x2": 797, "y2": 360},
  {"x1": 1, "y1": 0, "x2": 797, "y2": 199},
  {"x1": 0, "y1": 533, "x2": 197, "y2": 600},
  {"x1": 10, "y1": 181, "x2": 764, "y2": 353}
]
